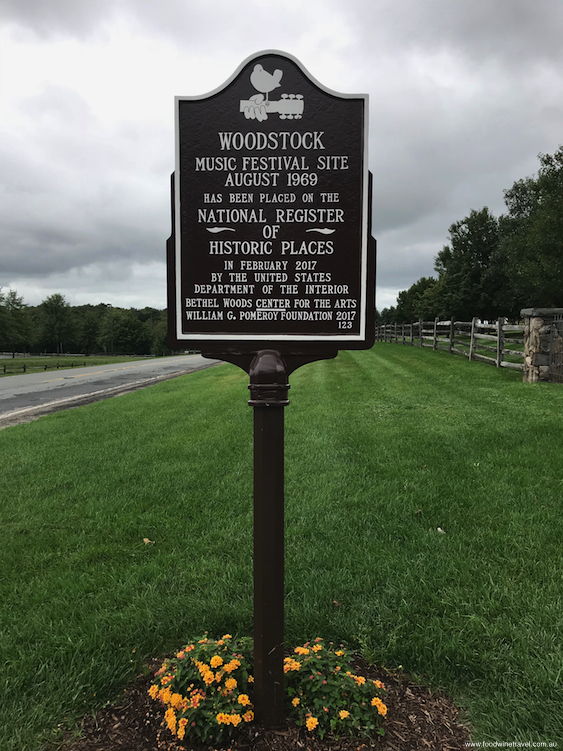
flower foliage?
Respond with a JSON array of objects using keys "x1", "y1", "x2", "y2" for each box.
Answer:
[
  {"x1": 284, "y1": 638, "x2": 387, "y2": 739},
  {"x1": 148, "y1": 633, "x2": 254, "y2": 744},
  {"x1": 149, "y1": 635, "x2": 387, "y2": 745}
]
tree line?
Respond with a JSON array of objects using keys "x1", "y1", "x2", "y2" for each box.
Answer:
[
  {"x1": 379, "y1": 145, "x2": 563, "y2": 324},
  {"x1": 0, "y1": 291, "x2": 171, "y2": 357}
]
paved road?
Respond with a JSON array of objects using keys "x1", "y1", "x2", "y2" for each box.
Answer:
[{"x1": 0, "y1": 355, "x2": 222, "y2": 428}]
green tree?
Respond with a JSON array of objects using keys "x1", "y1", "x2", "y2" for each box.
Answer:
[
  {"x1": 395, "y1": 277, "x2": 437, "y2": 322},
  {"x1": 501, "y1": 146, "x2": 563, "y2": 308},
  {"x1": 70, "y1": 304, "x2": 109, "y2": 355},
  {"x1": 0, "y1": 289, "x2": 35, "y2": 356},
  {"x1": 434, "y1": 207, "x2": 501, "y2": 320},
  {"x1": 97, "y1": 308, "x2": 143, "y2": 355},
  {"x1": 378, "y1": 306, "x2": 396, "y2": 324},
  {"x1": 40, "y1": 293, "x2": 74, "y2": 354}
]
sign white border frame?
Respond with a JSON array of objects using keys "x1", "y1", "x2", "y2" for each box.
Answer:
[{"x1": 174, "y1": 49, "x2": 370, "y2": 343}]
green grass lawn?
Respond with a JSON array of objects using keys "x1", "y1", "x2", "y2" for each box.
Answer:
[{"x1": 1, "y1": 344, "x2": 562, "y2": 748}]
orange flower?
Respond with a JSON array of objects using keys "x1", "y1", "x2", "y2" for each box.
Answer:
[
  {"x1": 177, "y1": 718, "x2": 188, "y2": 740},
  {"x1": 371, "y1": 697, "x2": 388, "y2": 716},
  {"x1": 164, "y1": 707, "x2": 176, "y2": 733},
  {"x1": 148, "y1": 685, "x2": 159, "y2": 700},
  {"x1": 170, "y1": 693, "x2": 185, "y2": 710},
  {"x1": 283, "y1": 658, "x2": 301, "y2": 672},
  {"x1": 306, "y1": 716, "x2": 319, "y2": 731}
]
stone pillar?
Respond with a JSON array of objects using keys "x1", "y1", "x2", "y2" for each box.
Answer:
[{"x1": 521, "y1": 308, "x2": 563, "y2": 382}]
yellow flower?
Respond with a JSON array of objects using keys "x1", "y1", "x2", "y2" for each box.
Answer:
[
  {"x1": 312, "y1": 644, "x2": 322, "y2": 652},
  {"x1": 335, "y1": 650, "x2": 345, "y2": 657},
  {"x1": 216, "y1": 712, "x2": 231, "y2": 725},
  {"x1": 225, "y1": 677, "x2": 237, "y2": 691},
  {"x1": 223, "y1": 634, "x2": 232, "y2": 639},
  {"x1": 373, "y1": 679, "x2": 386, "y2": 690},
  {"x1": 238, "y1": 694, "x2": 252, "y2": 706},
  {"x1": 224, "y1": 659, "x2": 241, "y2": 673},
  {"x1": 165, "y1": 707, "x2": 176, "y2": 733},
  {"x1": 339, "y1": 710, "x2": 350, "y2": 719},
  {"x1": 203, "y1": 671, "x2": 215, "y2": 686},
  {"x1": 170, "y1": 693, "x2": 185, "y2": 710},
  {"x1": 294, "y1": 646, "x2": 309, "y2": 655},
  {"x1": 248, "y1": 675, "x2": 254, "y2": 683},
  {"x1": 306, "y1": 716, "x2": 319, "y2": 731},
  {"x1": 148, "y1": 684, "x2": 159, "y2": 700},
  {"x1": 291, "y1": 697, "x2": 300, "y2": 707},
  {"x1": 243, "y1": 710, "x2": 254, "y2": 723},
  {"x1": 371, "y1": 697, "x2": 388, "y2": 716},
  {"x1": 177, "y1": 717, "x2": 188, "y2": 740},
  {"x1": 353, "y1": 675, "x2": 366, "y2": 686},
  {"x1": 283, "y1": 658, "x2": 301, "y2": 672},
  {"x1": 230, "y1": 713, "x2": 242, "y2": 726},
  {"x1": 210, "y1": 655, "x2": 224, "y2": 668}
]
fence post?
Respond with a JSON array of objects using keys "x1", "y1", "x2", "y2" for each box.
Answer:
[
  {"x1": 418, "y1": 319, "x2": 423, "y2": 347},
  {"x1": 410, "y1": 323, "x2": 414, "y2": 346},
  {"x1": 449, "y1": 317, "x2": 454, "y2": 354},
  {"x1": 496, "y1": 317, "x2": 505, "y2": 368},
  {"x1": 433, "y1": 317, "x2": 438, "y2": 350},
  {"x1": 469, "y1": 317, "x2": 478, "y2": 360}
]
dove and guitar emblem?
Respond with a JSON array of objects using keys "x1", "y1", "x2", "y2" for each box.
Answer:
[{"x1": 240, "y1": 64, "x2": 304, "y2": 121}]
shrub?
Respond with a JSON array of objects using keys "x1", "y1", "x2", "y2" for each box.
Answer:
[{"x1": 149, "y1": 634, "x2": 387, "y2": 745}]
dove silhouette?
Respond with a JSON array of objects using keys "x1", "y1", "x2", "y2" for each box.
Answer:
[{"x1": 250, "y1": 64, "x2": 283, "y2": 101}]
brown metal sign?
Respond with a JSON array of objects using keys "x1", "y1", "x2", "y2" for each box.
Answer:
[{"x1": 168, "y1": 50, "x2": 375, "y2": 352}]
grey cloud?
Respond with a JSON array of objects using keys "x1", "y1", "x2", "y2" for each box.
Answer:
[
  {"x1": 0, "y1": 0, "x2": 118, "y2": 38},
  {"x1": 0, "y1": 85, "x2": 170, "y2": 281},
  {"x1": 350, "y1": 0, "x2": 563, "y2": 68},
  {"x1": 2, "y1": 0, "x2": 563, "y2": 309}
]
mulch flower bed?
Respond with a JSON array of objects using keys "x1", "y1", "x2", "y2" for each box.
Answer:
[{"x1": 61, "y1": 658, "x2": 472, "y2": 751}]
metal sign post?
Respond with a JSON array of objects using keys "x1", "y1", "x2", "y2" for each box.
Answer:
[
  {"x1": 248, "y1": 350, "x2": 289, "y2": 725},
  {"x1": 168, "y1": 49, "x2": 376, "y2": 727}
]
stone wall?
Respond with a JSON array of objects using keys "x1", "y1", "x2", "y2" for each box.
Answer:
[{"x1": 521, "y1": 308, "x2": 563, "y2": 382}]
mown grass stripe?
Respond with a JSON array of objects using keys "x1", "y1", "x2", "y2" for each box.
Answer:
[{"x1": 1, "y1": 345, "x2": 562, "y2": 747}]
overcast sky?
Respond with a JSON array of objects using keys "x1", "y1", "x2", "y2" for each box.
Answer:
[{"x1": 1, "y1": 0, "x2": 562, "y2": 311}]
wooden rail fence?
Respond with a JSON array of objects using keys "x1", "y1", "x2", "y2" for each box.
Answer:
[{"x1": 375, "y1": 317, "x2": 524, "y2": 371}]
